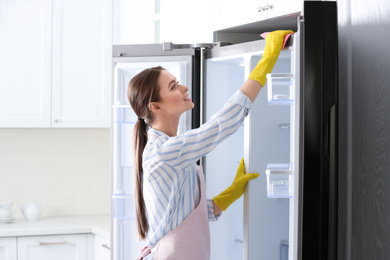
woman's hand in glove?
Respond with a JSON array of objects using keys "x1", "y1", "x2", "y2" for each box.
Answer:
[
  {"x1": 213, "y1": 158, "x2": 259, "y2": 211},
  {"x1": 248, "y1": 30, "x2": 294, "y2": 87}
]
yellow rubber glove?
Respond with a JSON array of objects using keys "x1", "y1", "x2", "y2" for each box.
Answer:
[
  {"x1": 248, "y1": 30, "x2": 294, "y2": 86},
  {"x1": 213, "y1": 158, "x2": 259, "y2": 211}
]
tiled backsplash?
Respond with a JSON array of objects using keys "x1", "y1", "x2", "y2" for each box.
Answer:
[{"x1": 0, "y1": 129, "x2": 111, "y2": 219}]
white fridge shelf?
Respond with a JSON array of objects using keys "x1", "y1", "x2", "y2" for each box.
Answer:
[
  {"x1": 265, "y1": 163, "x2": 292, "y2": 198},
  {"x1": 267, "y1": 73, "x2": 294, "y2": 105}
]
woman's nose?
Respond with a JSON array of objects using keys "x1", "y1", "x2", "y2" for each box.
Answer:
[{"x1": 180, "y1": 84, "x2": 188, "y2": 92}]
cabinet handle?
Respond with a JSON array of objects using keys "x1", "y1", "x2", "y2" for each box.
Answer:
[
  {"x1": 102, "y1": 244, "x2": 111, "y2": 250},
  {"x1": 257, "y1": 6, "x2": 265, "y2": 12},
  {"x1": 54, "y1": 119, "x2": 61, "y2": 123},
  {"x1": 39, "y1": 241, "x2": 68, "y2": 246},
  {"x1": 263, "y1": 4, "x2": 273, "y2": 11},
  {"x1": 258, "y1": 4, "x2": 273, "y2": 12}
]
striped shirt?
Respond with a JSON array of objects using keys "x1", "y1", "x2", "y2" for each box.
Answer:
[{"x1": 142, "y1": 89, "x2": 252, "y2": 252}]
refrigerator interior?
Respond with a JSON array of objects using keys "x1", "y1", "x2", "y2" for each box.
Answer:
[
  {"x1": 204, "y1": 48, "x2": 293, "y2": 260},
  {"x1": 111, "y1": 56, "x2": 192, "y2": 260}
]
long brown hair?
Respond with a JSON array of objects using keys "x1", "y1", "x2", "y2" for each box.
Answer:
[{"x1": 127, "y1": 66, "x2": 165, "y2": 240}]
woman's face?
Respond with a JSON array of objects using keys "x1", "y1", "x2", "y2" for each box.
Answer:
[{"x1": 154, "y1": 70, "x2": 194, "y2": 117}]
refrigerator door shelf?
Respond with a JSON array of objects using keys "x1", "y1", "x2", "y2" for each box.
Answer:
[
  {"x1": 266, "y1": 73, "x2": 294, "y2": 105},
  {"x1": 265, "y1": 163, "x2": 292, "y2": 198},
  {"x1": 112, "y1": 194, "x2": 135, "y2": 220}
]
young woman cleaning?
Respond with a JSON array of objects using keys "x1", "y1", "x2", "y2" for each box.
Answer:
[{"x1": 129, "y1": 30, "x2": 293, "y2": 260}]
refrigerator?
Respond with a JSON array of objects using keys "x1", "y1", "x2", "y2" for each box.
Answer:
[{"x1": 110, "y1": 1, "x2": 338, "y2": 260}]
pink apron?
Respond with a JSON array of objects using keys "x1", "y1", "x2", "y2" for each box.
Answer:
[{"x1": 137, "y1": 166, "x2": 210, "y2": 260}]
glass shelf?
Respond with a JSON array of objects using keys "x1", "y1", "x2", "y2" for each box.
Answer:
[{"x1": 265, "y1": 163, "x2": 292, "y2": 198}]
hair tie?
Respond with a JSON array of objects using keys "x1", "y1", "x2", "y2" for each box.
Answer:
[{"x1": 138, "y1": 118, "x2": 144, "y2": 121}]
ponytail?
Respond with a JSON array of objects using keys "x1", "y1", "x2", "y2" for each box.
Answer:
[
  {"x1": 133, "y1": 118, "x2": 148, "y2": 239},
  {"x1": 128, "y1": 66, "x2": 165, "y2": 240}
]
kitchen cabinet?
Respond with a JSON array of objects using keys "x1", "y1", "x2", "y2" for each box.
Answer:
[
  {"x1": 94, "y1": 234, "x2": 110, "y2": 260},
  {"x1": 0, "y1": 237, "x2": 17, "y2": 260},
  {"x1": 51, "y1": 0, "x2": 112, "y2": 128},
  {"x1": 213, "y1": 0, "x2": 266, "y2": 31},
  {"x1": 18, "y1": 234, "x2": 87, "y2": 260},
  {"x1": 0, "y1": 0, "x2": 52, "y2": 127},
  {"x1": 213, "y1": 0, "x2": 302, "y2": 31},
  {"x1": 0, "y1": 215, "x2": 110, "y2": 260},
  {"x1": 159, "y1": 0, "x2": 213, "y2": 43},
  {"x1": 0, "y1": 0, "x2": 112, "y2": 128},
  {"x1": 0, "y1": 234, "x2": 109, "y2": 260}
]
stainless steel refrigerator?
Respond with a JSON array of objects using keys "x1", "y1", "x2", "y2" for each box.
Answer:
[{"x1": 110, "y1": 1, "x2": 338, "y2": 260}]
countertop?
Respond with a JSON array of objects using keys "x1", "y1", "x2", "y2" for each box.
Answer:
[{"x1": 0, "y1": 215, "x2": 110, "y2": 239}]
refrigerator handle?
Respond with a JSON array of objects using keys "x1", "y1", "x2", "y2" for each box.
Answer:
[
  {"x1": 200, "y1": 47, "x2": 206, "y2": 127},
  {"x1": 198, "y1": 47, "x2": 207, "y2": 167},
  {"x1": 328, "y1": 104, "x2": 338, "y2": 259}
]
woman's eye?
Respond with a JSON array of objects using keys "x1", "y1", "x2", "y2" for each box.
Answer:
[{"x1": 171, "y1": 81, "x2": 179, "y2": 90}]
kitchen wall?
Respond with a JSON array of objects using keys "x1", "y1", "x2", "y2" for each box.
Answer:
[{"x1": 0, "y1": 129, "x2": 110, "y2": 219}]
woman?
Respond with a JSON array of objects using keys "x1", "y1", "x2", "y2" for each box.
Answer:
[{"x1": 129, "y1": 30, "x2": 293, "y2": 260}]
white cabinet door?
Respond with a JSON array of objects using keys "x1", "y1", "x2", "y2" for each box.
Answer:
[
  {"x1": 0, "y1": 0, "x2": 51, "y2": 128},
  {"x1": 159, "y1": 0, "x2": 213, "y2": 43},
  {"x1": 52, "y1": 0, "x2": 112, "y2": 128},
  {"x1": 213, "y1": 0, "x2": 302, "y2": 31},
  {"x1": 0, "y1": 237, "x2": 17, "y2": 260},
  {"x1": 213, "y1": 0, "x2": 267, "y2": 31},
  {"x1": 267, "y1": 0, "x2": 302, "y2": 19},
  {"x1": 94, "y1": 235, "x2": 110, "y2": 260},
  {"x1": 18, "y1": 234, "x2": 87, "y2": 260}
]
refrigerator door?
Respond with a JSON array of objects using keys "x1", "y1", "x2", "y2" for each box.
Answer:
[
  {"x1": 111, "y1": 43, "x2": 206, "y2": 260},
  {"x1": 244, "y1": 2, "x2": 338, "y2": 260},
  {"x1": 244, "y1": 33, "x2": 301, "y2": 260},
  {"x1": 203, "y1": 39, "x2": 295, "y2": 260},
  {"x1": 206, "y1": 2, "x2": 338, "y2": 260},
  {"x1": 299, "y1": 2, "x2": 338, "y2": 259},
  {"x1": 243, "y1": 42, "x2": 297, "y2": 260}
]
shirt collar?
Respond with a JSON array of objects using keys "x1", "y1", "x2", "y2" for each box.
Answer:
[{"x1": 147, "y1": 127, "x2": 169, "y2": 139}]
